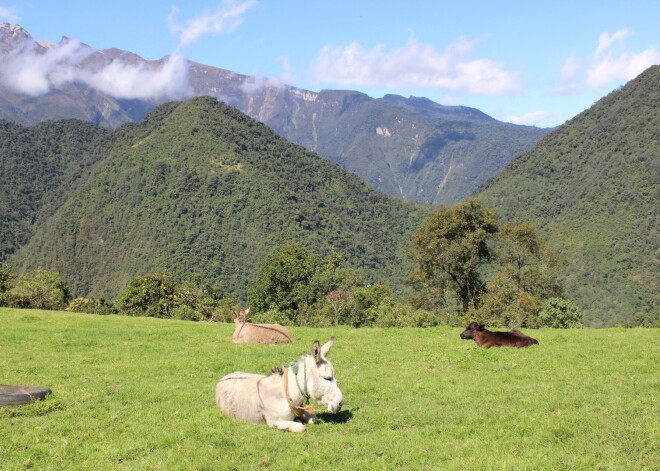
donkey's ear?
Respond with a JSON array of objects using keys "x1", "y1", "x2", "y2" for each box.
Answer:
[
  {"x1": 320, "y1": 336, "x2": 334, "y2": 358},
  {"x1": 309, "y1": 340, "x2": 322, "y2": 365},
  {"x1": 244, "y1": 307, "x2": 251, "y2": 316}
]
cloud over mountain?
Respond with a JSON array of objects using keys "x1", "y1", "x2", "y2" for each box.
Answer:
[
  {"x1": 554, "y1": 28, "x2": 660, "y2": 94},
  {"x1": 0, "y1": 34, "x2": 191, "y2": 100},
  {"x1": 310, "y1": 36, "x2": 523, "y2": 96}
]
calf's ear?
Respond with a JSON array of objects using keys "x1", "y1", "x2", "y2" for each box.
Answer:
[{"x1": 309, "y1": 340, "x2": 322, "y2": 365}]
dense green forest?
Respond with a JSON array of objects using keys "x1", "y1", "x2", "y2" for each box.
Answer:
[
  {"x1": 1, "y1": 65, "x2": 657, "y2": 328},
  {"x1": 474, "y1": 65, "x2": 659, "y2": 327},
  {"x1": 6, "y1": 97, "x2": 430, "y2": 300},
  {"x1": 0, "y1": 119, "x2": 110, "y2": 262}
]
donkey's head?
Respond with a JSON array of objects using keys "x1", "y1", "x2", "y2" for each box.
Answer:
[
  {"x1": 460, "y1": 322, "x2": 484, "y2": 339},
  {"x1": 302, "y1": 337, "x2": 343, "y2": 413},
  {"x1": 233, "y1": 308, "x2": 250, "y2": 324}
]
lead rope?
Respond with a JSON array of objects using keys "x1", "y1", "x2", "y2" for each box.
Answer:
[{"x1": 283, "y1": 363, "x2": 314, "y2": 418}]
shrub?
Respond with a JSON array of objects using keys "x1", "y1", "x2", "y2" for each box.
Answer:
[
  {"x1": 176, "y1": 275, "x2": 235, "y2": 322},
  {"x1": 117, "y1": 273, "x2": 177, "y2": 318},
  {"x1": 66, "y1": 297, "x2": 117, "y2": 315},
  {"x1": 343, "y1": 284, "x2": 392, "y2": 327},
  {"x1": 207, "y1": 299, "x2": 241, "y2": 323},
  {"x1": 249, "y1": 308, "x2": 296, "y2": 326},
  {"x1": 0, "y1": 263, "x2": 15, "y2": 294},
  {"x1": 538, "y1": 298, "x2": 583, "y2": 328},
  {"x1": 372, "y1": 298, "x2": 440, "y2": 328},
  {"x1": 2, "y1": 269, "x2": 70, "y2": 310},
  {"x1": 248, "y1": 243, "x2": 360, "y2": 324},
  {"x1": 172, "y1": 305, "x2": 202, "y2": 321}
]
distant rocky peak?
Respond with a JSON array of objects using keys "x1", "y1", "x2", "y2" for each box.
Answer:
[{"x1": 0, "y1": 23, "x2": 33, "y2": 48}]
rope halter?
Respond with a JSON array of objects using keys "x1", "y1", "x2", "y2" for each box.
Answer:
[{"x1": 283, "y1": 359, "x2": 314, "y2": 418}]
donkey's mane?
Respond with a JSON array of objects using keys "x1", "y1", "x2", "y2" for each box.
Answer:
[{"x1": 268, "y1": 365, "x2": 285, "y2": 377}]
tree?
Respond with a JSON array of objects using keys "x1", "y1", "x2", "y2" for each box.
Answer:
[
  {"x1": 0, "y1": 263, "x2": 15, "y2": 297},
  {"x1": 476, "y1": 222, "x2": 569, "y2": 327},
  {"x1": 117, "y1": 273, "x2": 177, "y2": 318},
  {"x1": 494, "y1": 222, "x2": 566, "y2": 299},
  {"x1": 538, "y1": 298, "x2": 583, "y2": 328},
  {"x1": 247, "y1": 243, "x2": 358, "y2": 324},
  {"x1": 408, "y1": 199, "x2": 498, "y2": 312},
  {"x1": 2, "y1": 269, "x2": 70, "y2": 310}
]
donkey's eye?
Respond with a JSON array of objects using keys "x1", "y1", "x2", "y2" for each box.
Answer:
[{"x1": 322, "y1": 376, "x2": 333, "y2": 381}]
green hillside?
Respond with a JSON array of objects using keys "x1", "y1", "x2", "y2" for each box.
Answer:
[
  {"x1": 10, "y1": 97, "x2": 430, "y2": 300},
  {"x1": 0, "y1": 119, "x2": 109, "y2": 262},
  {"x1": 259, "y1": 90, "x2": 549, "y2": 205},
  {"x1": 474, "y1": 65, "x2": 659, "y2": 327}
]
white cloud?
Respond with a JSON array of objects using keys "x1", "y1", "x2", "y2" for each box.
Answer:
[
  {"x1": 240, "y1": 74, "x2": 285, "y2": 94},
  {"x1": 0, "y1": 39, "x2": 192, "y2": 100},
  {"x1": 310, "y1": 36, "x2": 523, "y2": 96},
  {"x1": 503, "y1": 110, "x2": 554, "y2": 126},
  {"x1": 0, "y1": 6, "x2": 19, "y2": 23},
  {"x1": 557, "y1": 28, "x2": 660, "y2": 91},
  {"x1": 168, "y1": 0, "x2": 255, "y2": 49},
  {"x1": 594, "y1": 28, "x2": 631, "y2": 57},
  {"x1": 549, "y1": 55, "x2": 583, "y2": 96},
  {"x1": 559, "y1": 55, "x2": 581, "y2": 83},
  {"x1": 586, "y1": 46, "x2": 660, "y2": 87},
  {"x1": 0, "y1": 39, "x2": 92, "y2": 96},
  {"x1": 586, "y1": 28, "x2": 660, "y2": 87},
  {"x1": 82, "y1": 52, "x2": 191, "y2": 100}
]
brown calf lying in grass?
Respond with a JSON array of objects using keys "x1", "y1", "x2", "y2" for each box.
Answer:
[{"x1": 460, "y1": 322, "x2": 539, "y2": 348}]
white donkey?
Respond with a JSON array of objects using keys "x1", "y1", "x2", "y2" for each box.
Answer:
[
  {"x1": 231, "y1": 308, "x2": 292, "y2": 344},
  {"x1": 216, "y1": 337, "x2": 343, "y2": 432}
]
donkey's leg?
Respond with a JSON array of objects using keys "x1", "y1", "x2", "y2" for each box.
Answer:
[{"x1": 267, "y1": 418, "x2": 306, "y2": 432}]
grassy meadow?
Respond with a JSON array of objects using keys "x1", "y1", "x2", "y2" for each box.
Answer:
[{"x1": 1, "y1": 307, "x2": 658, "y2": 470}]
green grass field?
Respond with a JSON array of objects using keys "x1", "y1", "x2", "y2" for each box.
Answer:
[{"x1": 1, "y1": 308, "x2": 657, "y2": 470}]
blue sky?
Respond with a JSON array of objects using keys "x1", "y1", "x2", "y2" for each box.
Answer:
[{"x1": 1, "y1": 0, "x2": 658, "y2": 127}]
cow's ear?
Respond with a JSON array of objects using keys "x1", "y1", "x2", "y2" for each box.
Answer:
[
  {"x1": 477, "y1": 324, "x2": 486, "y2": 331},
  {"x1": 309, "y1": 340, "x2": 322, "y2": 365}
]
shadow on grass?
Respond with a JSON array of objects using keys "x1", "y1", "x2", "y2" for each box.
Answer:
[{"x1": 318, "y1": 408, "x2": 354, "y2": 424}]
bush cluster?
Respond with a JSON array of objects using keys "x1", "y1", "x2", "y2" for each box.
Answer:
[
  {"x1": 0, "y1": 266, "x2": 70, "y2": 310},
  {"x1": 0, "y1": 264, "x2": 237, "y2": 322}
]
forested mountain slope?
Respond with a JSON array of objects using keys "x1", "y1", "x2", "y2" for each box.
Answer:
[
  {"x1": 0, "y1": 23, "x2": 549, "y2": 206},
  {"x1": 0, "y1": 119, "x2": 109, "y2": 262},
  {"x1": 474, "y1": 65, "x2": 659, "y2": 327},
  {"x1": 11, "y1": 97, "x2": 431, "y2": 300}
]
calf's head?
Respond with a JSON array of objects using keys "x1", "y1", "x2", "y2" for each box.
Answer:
[{"x1": 460, "y1": 322, "x2": 484, "y2": 339}]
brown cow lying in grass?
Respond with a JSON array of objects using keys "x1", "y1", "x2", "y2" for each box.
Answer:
[{"x1": 460, "y1": 322, "x2": 539, "y2": 348}]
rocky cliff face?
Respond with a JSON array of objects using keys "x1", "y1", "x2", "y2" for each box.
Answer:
[{"x1": 0, "y1": 23, "x2": 549, "y2": 204}]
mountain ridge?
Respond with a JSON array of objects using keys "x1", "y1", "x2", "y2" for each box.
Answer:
[
  {"x1": 0, "y1": 22, "x2": 550, "y2": 205},
  {"x1": 473, "y1": 65, "x2": 659, "y2": 326},
  {"x1": 9, "y1": 96, "x2": 431, "y2": 300}
]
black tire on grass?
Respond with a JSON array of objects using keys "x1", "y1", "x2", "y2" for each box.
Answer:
[{"x1": 0, "y1": 385, "x2": 52, "y2": 406}]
